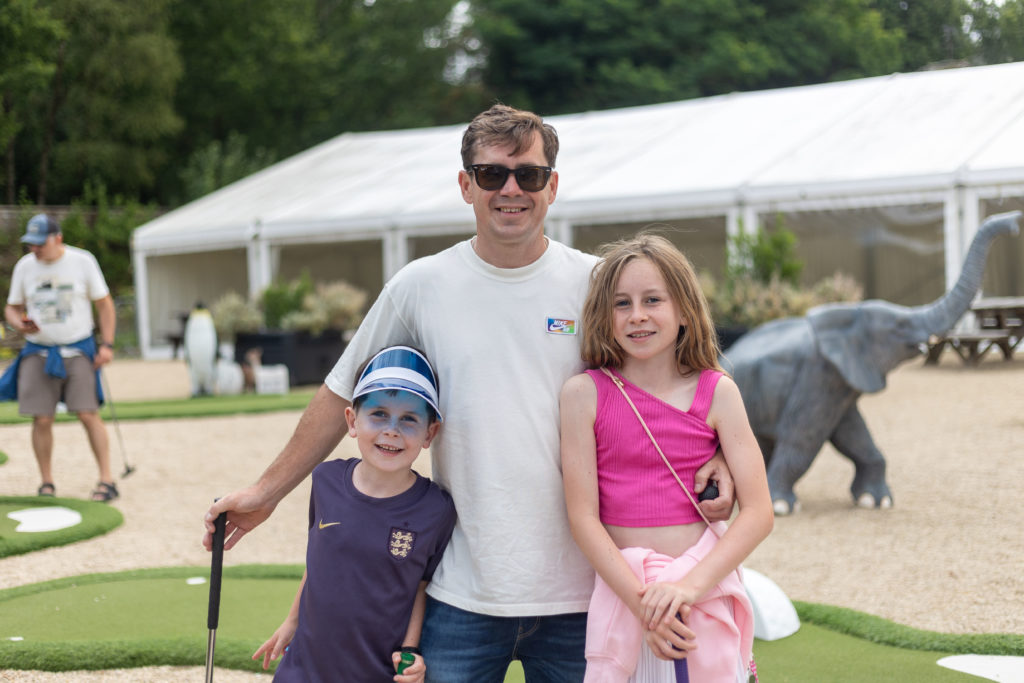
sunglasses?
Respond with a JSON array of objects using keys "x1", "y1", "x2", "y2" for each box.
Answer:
[{"x1": 467, "y1": 164, "x2": 553, "y2": 192}]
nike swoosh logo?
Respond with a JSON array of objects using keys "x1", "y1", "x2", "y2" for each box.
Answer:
[{"x1": 318, "y1": 519, "x2": 340, "y2": 529}]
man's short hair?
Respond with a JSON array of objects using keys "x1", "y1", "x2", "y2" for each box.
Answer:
[{"x1": 461, "y1": 104, "x2": 559, "y2": 169}]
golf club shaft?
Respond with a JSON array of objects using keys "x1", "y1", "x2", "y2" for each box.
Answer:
[
  {"x1": 205, "y1": 511, "x2": 227, "y2": 682},
  {"x1": 98, "y1": 368, "x2": 135, "y2": 476}
]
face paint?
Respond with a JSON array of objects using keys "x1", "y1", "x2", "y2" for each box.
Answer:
[{"x1": 358, "y1": 391, "x2": 432, "y2": 437}]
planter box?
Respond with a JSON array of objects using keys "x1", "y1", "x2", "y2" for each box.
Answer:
[{"x1": 234, "y1": 330, "x2": 346, "y2": 387}]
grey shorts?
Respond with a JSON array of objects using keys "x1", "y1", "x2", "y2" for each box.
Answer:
[{"x1": 17, "y1": 354, "x2": 100, "y2": 415}]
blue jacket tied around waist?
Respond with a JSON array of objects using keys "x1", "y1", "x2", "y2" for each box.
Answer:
[{"x1": 0, "y1": 337, "x2": 105, "y2": 405}]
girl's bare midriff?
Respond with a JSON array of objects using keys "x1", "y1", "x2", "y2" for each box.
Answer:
[{"x1": 605, "y1": 521, "x2": 706, "y2": 560}]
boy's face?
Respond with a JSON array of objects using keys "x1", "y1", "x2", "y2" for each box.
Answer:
[{"x1": 345, "y1": 391, "x2": 439, "y2": 475}]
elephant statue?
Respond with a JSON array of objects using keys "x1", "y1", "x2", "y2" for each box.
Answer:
[{"x1": 724, "y1": 211, "x2": 1021, "y2": 515}]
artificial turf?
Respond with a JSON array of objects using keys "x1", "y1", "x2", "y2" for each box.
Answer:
[
  {"x1": 1, "y1": 565, "x2": 1019, "y2": 680},
  {"x1": 0, "y1": 497, "x2": 123, "y2": 558}
]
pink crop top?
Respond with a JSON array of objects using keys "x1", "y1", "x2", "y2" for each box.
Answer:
[{"x1": 585, "y1": 367, "x2": 722, "y2": 527}]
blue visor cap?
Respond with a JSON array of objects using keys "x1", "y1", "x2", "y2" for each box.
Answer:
[{"x1": 352, "y1": 346, "x2": 442, "y2": 422}]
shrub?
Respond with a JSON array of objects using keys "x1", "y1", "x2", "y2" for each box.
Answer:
[{"x1": 212, "y1": 276, "x2": 367, "y2": 337}]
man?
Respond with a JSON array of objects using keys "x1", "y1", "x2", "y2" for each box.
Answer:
[
  {"x1": 2, "y1": 213, "x2": 119, "y2": 502},
  {"x1": 204, "y1": 105, "x2": 733, "y2": 681}
]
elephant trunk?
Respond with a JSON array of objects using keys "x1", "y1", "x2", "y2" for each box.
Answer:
[{"x1": 914, "y1": 211, "x2": 1020, "y2": 334}]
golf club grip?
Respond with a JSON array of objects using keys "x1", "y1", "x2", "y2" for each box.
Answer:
[{"x1": 207, "y1": 512, "x2": 227, "y2": 630}]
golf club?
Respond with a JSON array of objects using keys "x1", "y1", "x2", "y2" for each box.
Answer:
[
  {"x1": 98, "y1": 367, "x2": 136, "y2": 477},
  {"x1": 205, "y1": 511, "x2": 227, "y2": 683}
]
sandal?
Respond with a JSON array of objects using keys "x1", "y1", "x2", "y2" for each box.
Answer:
[
  {"x1": 90, "y1": 481, "x2": 119, "y2": 503},
  {"x1": 37, "y1": 482, "x2": 56, "y2": 497}
]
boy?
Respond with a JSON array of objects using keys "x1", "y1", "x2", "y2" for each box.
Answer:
[{"x1": 253, "y1": 346, "x2": 456, "y2": 682}]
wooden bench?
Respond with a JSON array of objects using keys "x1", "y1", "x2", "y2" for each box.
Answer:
[{"x1": 925, "y1": 330, "x2": 1015, "y2": 365}]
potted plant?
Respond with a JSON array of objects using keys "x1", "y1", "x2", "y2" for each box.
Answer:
[{"x1": 212, "y1": 274, "x2": 367, "y2": 386}]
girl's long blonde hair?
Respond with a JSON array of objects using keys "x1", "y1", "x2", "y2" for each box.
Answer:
[{"x1": 581, "y1": 232, "x2": 722, "y2": 373}]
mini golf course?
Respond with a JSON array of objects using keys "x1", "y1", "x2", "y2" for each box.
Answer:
[{"x1": 0, "y1": 562, "x2": 1021, "y2": 680}]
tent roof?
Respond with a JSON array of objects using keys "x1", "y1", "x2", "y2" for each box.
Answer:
[{"x1": 134, "y1": 61, "x2": 1024, "y2": 254}]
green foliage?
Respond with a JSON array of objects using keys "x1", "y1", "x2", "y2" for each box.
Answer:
[
  {"x1": 466, "y1": 0, "x2": 906, "y2": 114},
  {"x1": 212, "y1": 273, "x2": 367, "y2": 336},
  {"x1": 210, "y1": 291, "x2": 263, "y2": 338},
  {"x1": 177, "y1": 131, "x2": 277, "y2": 203},
  {"x1": 58, "y1": 182, "x2": 162, "y2": 296},
  {"x1": 727, "y1": 220, "x2": 803, "y2": 287},
  {"x1": 260, "y1": 271, "x2": 314, "y2": 330},
  {"x1": 969, "y1": 0, "x2": 1024, "y2": 63},
  {"x1": 704, "y1": 222, "x2": 862, "y2": 328}
]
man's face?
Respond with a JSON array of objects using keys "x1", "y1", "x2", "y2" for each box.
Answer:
[
  {"x1": 29, "y1": 235, "x2": 63, "y2": 263},
  {"x1": 458, "y1": 132, "x2": 558, "y2": 266}
]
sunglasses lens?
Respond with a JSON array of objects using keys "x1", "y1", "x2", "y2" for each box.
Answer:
[
  {"x1": 473, "y1": 165, "x2": 509, "y2": 190},
  {"x1": 515, "y1": 167, "x2": 550, "y2": 191}
]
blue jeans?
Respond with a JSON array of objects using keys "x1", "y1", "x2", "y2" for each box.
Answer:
[{"x1": 420, "y1": 596, "x2": 587, "y2": 683}]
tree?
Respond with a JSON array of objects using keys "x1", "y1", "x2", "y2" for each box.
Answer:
[
  {"x1": 969, "y1": 0, "x2": 1024, "y2": 63},
  {"x1": 0, "y1": 0, "x2": 63, "y2": 203},
  {"x1": 464, "y1": 0, "x2": 905, "y2": 115},
  {"x1": 874, "y1": 0, "x2": 975, "y2": 70},
  {"x1": 8, "y1": 0, "x2": 182, "y2": 205}
]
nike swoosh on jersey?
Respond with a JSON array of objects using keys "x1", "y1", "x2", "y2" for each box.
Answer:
[{"x1": 318, "y1": 519, "x2": 341, "y2": 529}]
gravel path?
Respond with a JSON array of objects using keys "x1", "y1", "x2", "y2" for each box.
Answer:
[{"x1": 2, "y1": 354, "x2": 1022, "y2": 680}]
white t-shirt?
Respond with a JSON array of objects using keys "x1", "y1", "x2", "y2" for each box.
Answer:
[
  {"x1": 7, "y1": 245, "x2": 110, "y2": 348},
  {"x1": 326, "y1": 238, "x2": 599, "y2": 616}
]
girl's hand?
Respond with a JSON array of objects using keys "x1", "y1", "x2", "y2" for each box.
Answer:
[
  {"x1": 251, "y1": 617, "x2": 297, "y2": 670},
  {"x1": 392, "y1": 651, "x2": 425, "y2": 683},
  {"x1": 639, "y1": 580, "x2": 697, "y2": 630},
  {"x1": 643, "y1": 607, "x2": 696, "y2": 661}
]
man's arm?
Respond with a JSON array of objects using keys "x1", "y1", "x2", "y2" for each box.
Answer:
[
  {"x1": 92, "y1": 295, "x2": 116, "y2": 368},
  {"x1": 202, "y1": 385, "x2": 351, "y2": 550}
]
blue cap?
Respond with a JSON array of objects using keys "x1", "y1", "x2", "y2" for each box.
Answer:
[
  {"x1": 21, "y1": 214, "x2": 61, "y2": 246},
  {"x1": 353, "y1": 346, "x2": 442, "y2": 421}
]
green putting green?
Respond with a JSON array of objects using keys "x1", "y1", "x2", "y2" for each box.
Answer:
[
  {"x1": 0, "y1": 497, "x2": 123, "y2": 559},
  {"x1": 1, "y1": 565, "x2": 1018, "y2": 680}
]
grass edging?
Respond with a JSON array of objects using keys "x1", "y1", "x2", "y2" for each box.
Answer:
[
  {"x1": 0, "y1": 497, "x2": 124, "y2": 559},
  {"x1": 795, "y1": 601, "x2": 1024, "y2": 656},
  {"x1": 0, "y1": 391, "x2": 317, "y2": 425}
]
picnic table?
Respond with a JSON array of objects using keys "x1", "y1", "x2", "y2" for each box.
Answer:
[{"x1": 925, "y1": 296, "x2": 1024, "y2": 365}]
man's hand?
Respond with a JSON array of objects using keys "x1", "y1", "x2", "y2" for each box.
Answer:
[
  {"x1": 202, "y1": 486, "x2": 277, "y2": 551},
  {"x1": 93, "y1": 344, "x2": 113, "y2": 369},
  {"x1": 694, "y1": 449, "x2": 736, "y2": 522}
]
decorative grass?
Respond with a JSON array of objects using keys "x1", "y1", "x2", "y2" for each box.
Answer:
[
  {"x1": 0, "y1": 497, "x2": 123, "y2": 559},
  {"x1": 1, "y1": 565, "x2": 1020, "y2": 680},
  {"x1": 0, "y1": 390, "x2": 317, "y2": 425}
]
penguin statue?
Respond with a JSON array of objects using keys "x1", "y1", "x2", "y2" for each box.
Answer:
[{"x1": 183, "y1": 302, "x2": 219, "y2": 397}]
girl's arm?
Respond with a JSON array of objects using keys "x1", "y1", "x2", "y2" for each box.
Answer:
[
  {"x1": 560, "y1": 374, "x2": 695, "y2": 658},
  {"x1": 392, "y1": 580, "x2": 428, "y2": 682},
  {"x1": 639, "y1": 376, "x2": 774, "y2": 628},
  {"x1": 252, "y1": 569, "x2": 306, "y2": 669}
]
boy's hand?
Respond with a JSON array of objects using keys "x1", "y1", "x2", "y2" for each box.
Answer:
[
  {"x1": 251, "y1": 617, "x2": 297, "y2": 670},
  {"x1": 392, "y1": 651, "x2": 425, "y2": 683}
]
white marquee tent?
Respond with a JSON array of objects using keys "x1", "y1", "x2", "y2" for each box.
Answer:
[{"x1": 132, "y1": 60, "x2": 1024, "y2": 358}]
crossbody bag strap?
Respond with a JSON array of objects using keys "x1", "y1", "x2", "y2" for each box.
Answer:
[{"x1": 600, "y1": 367, "x2": 716, "y2": 531}]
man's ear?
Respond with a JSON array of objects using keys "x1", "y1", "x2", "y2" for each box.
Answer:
[
  {"x1": 458, "y1": 169, "x2": 473, "y2": 204},
  {"x1": 547, "y1": 170, "x2": 558, "y2": 203}
]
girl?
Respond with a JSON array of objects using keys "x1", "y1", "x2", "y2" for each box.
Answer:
[{"x1": 560, "y1": 233, "x2": 773, "y2": 683}]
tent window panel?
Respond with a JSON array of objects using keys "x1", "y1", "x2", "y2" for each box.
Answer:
[
  {"x1": 146, "y1": 250, "x2": 247, "y2": 344},
  {"x1": 574, "y1": 217, "x2": 728, "y2": 279},
  {"x1": 763, "y1": 205, "x2": 944, "y2": 306},
  {"x1": 278, "y1": 240, "x2": 385, "y2": 304},
  {"x1": 981, "y1": 197, "x2": 1024, "y2": 296},
  {"x1": 410, "y1": 233, "x2": 475, "y2": 261}
]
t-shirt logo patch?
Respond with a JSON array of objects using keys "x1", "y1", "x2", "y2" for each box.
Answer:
[
  {"x1": 547, "y1": 318, "x2": 576, "y2": 335},
  {"x1": 389, "y1": 527, "x2": 415, "y2": 559}
]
